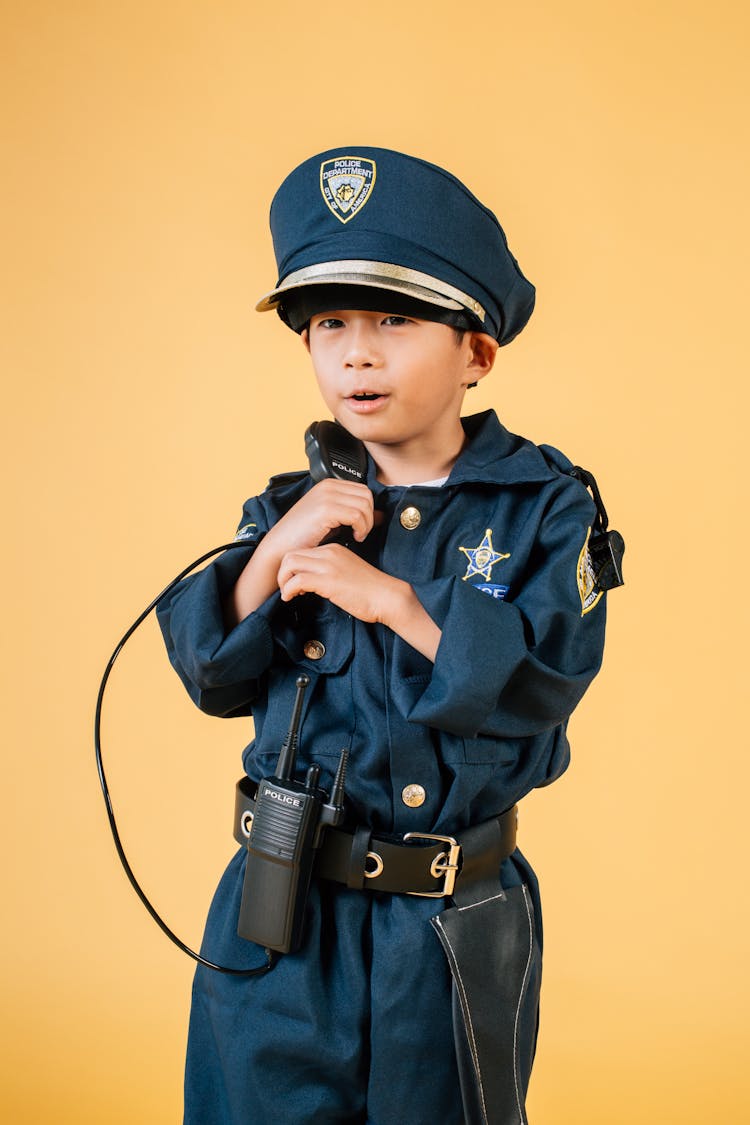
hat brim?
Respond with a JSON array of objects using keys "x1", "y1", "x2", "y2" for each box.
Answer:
[{"x1": 255, "y1": 259, "x2": 487, "y2": 325}]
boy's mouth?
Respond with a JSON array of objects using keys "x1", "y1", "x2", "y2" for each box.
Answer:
[{"x1": 345, "y1": 391, "x2": 389, "y2": 414}]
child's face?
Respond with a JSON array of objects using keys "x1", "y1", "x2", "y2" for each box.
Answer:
[{"x1": 302, "y1": 309, "x2": 495, "y2": 455}]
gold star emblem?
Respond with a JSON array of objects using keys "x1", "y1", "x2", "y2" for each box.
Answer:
[{"x1": 459, "y1": 529, "x2": 510, "y2": 581}]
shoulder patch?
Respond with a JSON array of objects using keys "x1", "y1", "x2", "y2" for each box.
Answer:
[
  {"x1": 577, "y1": 528, "x2": 604, "y2": 615},
  {"x1": 234, "y1": 522, "x2": 258, "y2": 542}
]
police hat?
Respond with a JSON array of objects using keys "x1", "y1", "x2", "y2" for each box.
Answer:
[{"x1": 255, "y1": 147, "x2": 535, "y2": 346}]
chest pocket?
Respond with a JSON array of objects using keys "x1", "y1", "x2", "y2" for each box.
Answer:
[{"x1": 273, "y1": 594, "x2": 354, "y2": 675}]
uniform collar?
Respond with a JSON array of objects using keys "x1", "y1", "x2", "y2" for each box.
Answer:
[
  {"x1": 368, "y1": 410, "x2": 559, "y2": 494},
  {"x1": 449, "y1": 411, "x2": 561, "y2": 486}
]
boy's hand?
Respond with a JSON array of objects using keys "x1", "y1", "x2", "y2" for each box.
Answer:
[
  {"x1": 278, "y1": 544, "x2": 391, "y2": 621},
  {"x1": 226, "y1": 480, "x2": 375, "y2": 628},
  {"x1": 265, "y1": 479, "x2": 375, "y2": 556},
  {"x1": 277, "y1": 545, "x2": 441, "y2": 662}
]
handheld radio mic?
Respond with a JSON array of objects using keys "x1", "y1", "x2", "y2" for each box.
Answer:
[
  {"x1": 304, "y1": 420, "x2": 369, "y2": 546},
  {"x1": 237, "y1": 674, "x2": 349, "y2": 953},
  {"x1": 305, "y1": 420, "x2": 368, "y2": 486}
]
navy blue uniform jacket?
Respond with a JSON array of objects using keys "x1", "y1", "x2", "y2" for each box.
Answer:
[
  {"x1": 156, "y1": 409, "x2": 607, "y2": 1125},
  {"x1": 159, "y1": 409, "x2": 605, "y2": 837}
]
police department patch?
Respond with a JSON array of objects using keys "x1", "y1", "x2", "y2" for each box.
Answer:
[
  {"x1": 459, "y1": 529, "x2": 510, "y2": 581},
  {"x1": 320, "y1": 157, "x2": 376, "y2": 224},
  {"x1": 577, "y1": 527, "x2": 603, "y2": 615}
]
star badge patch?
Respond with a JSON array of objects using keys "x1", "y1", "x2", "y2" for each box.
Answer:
[
  {"x1": 320, "y1": 157, "x2": 376, "y2": 223},
  {"x1": 459, "y1": 529, "x2": 510, "y2": 581}
]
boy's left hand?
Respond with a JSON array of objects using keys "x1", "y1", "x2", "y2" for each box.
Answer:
[
  {"x1": 277, "y1": 544, "x2": 441, "y2": 661},
  {"x1": 277, "y1": 544, "x2": 397, "y2": 623}
]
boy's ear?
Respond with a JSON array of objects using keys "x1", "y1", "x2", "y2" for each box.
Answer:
[
  {"x1": 465, "y1": 332, "x2": 498, "y2": 386},
  {"x1": 300, "y1": 327, "x2": 310, "y2": 352}
]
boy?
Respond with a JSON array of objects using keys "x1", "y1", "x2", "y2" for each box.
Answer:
[{"x1": 158, "y1": 147, "x2": 608, "y2": 1124}]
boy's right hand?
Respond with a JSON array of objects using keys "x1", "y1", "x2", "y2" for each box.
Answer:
[
  {"x1": 262, "y1": 478, "x2": 376, "y2": 557},
  {"x1": 225, "y1": 480, "x2": 376, "y2": 627}
]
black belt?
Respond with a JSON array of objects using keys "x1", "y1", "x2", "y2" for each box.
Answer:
[{"x1": 233, "y1": 778, "x2": 517, "y2": 899}]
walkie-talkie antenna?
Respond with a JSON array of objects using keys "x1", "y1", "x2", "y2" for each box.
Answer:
[
  {"x1": 330, "y1": 748, "x2": 349, "y2": 812},
  {"x1": 275, "y1": 674, "x2": 310, "y2": 780}
]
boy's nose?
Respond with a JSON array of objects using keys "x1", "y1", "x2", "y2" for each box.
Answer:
[{"x1": 343, "y1": 320, "x2": 380, "y2": 368}]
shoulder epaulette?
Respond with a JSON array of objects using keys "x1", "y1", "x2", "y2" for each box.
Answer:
[
  {"x1": 266, "y1": 469, "x2": 309, "y2": 491},
  {"x1": 538, "y1": 442, "x2": 573, "y2": 475}
]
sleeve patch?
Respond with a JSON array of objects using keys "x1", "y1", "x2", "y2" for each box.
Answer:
[
  {"x1": 577, "y1": 528, "x2": 604, "y2": 616},
  {"x1": 234, "y1": 522, "x2": 258, "y2": 542}
]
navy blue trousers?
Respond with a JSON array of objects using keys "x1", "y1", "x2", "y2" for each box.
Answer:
[{"x1": 185, "y1": 849, "x2": 540, "y2": 1124}]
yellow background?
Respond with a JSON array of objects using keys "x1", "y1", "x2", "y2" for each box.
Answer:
[{"x1": 2, "y1": 1, "x2": 748, "y2": 1120}]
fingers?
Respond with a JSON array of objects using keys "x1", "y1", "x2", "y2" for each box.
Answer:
[
  {"x1": 271, "y1": 479, "x2": 374, "y2": 552},
  {"x1": 310, "y1": 479, "x2": 374, "y2": 543},
  {"x1": 277, "y1": 545, "x2": 343, "y2": 602},
  {"x1": 277, "y1": 545, "x2": 398, "y2": 626}
]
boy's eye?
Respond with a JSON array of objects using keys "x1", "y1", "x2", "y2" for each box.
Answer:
[
  {"x1": 382, "y1": 315, "x2": 410, "y2": 326},
  {"x1": 317, "y1": 317, "x2": 344, "y2": 329}
]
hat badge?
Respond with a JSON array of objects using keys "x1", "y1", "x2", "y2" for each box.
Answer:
[{"x1": 320, "y1": 156, "x2": 376, "y2": 224}]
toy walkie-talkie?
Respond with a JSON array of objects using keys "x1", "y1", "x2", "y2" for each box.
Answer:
[
  {"x1": 304, "y1": 419, "x2": 368, "y2": 486},
  {"x1": 304, "y1": 420, "x2": 369, "y2": 545},
  {"x1": 237, "y1": 674, "x2": 349, "y2": 953}
]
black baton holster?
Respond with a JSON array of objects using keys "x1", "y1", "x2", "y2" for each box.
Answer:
[{"x1": 431, "y1": 819, "x2": 541, "y2": 1125}]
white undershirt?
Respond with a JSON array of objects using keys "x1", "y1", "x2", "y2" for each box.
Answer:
[{"x1": 406, "y1": 476, "x2": 448, "y2": 488}]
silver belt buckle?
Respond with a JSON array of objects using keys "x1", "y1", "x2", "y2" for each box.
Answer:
[{"x1": 403, "y1": 832, "x2": 461, "y2": 898}]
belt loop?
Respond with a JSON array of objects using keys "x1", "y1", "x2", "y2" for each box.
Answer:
[{"x1": 347, "y1": 825, "x2": 373, "y2": 889}]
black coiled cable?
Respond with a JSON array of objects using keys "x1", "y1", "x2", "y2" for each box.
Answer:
[{"x1": 94, "y1": 540, "x2": 277, "y2": 977}]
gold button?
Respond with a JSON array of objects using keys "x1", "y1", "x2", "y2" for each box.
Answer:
[
  {"x1": 402, "y1": 783, "x2": 426, "y2": 808},
  {"x1": 400, "y1": 506, "x2": 421, "y2": 530},
  {"x1": 303, "y1": 639, "x2": 326, "y2": 660}
]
